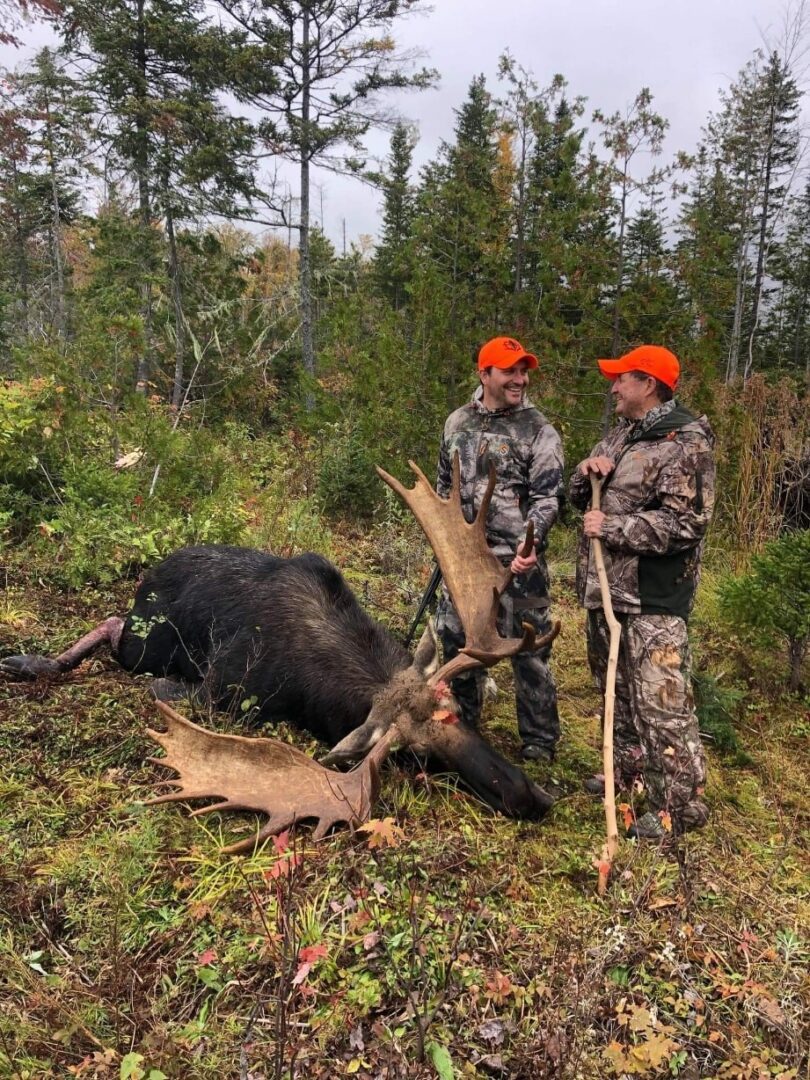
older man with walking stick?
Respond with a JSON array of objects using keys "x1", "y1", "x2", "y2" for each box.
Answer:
[{"x1": 569, "y1": 346, "x2": 716, "y2": 841}]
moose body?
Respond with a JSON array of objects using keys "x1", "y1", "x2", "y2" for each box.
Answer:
[
  {"x1": 2, "y1": 543, "x2": 555, "y2": 822},
  {"x1": 118, "y1": 545, "x2": 409, "y2": 744}
]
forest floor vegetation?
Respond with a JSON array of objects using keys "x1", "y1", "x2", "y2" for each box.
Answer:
[{"x1": 0, "y1": 526, "x2": 808, "y2": 1080}]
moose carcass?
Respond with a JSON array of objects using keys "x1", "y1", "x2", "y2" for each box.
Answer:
[{"x1": 1, "y1": 458, "x2": 559, "y2": 850}]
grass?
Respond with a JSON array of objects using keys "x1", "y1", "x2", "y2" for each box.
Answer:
[{"x1": 0, "y1": 536, "x2": 808, "y2": 1079}]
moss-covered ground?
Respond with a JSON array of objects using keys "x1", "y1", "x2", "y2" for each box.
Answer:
[{"x1": 1, "y1": 533, "x2": 807, "y2": 1079}]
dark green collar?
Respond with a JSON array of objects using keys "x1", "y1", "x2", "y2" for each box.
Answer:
[{"x1": 629, "y1": 403, "x2": 697, "y2": 443}]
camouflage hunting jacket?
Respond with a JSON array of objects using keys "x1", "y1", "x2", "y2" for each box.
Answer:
[
  {"x1": 568, "y1": 402, "x2": 716, "y2": 620},
  {"x1": 437, "y1": 387, "x2": 564, "y2": 573}
]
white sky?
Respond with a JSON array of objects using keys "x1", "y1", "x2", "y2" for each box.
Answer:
[{"x1": 3, "y1": 0, "x2": 807, "y2": 247}]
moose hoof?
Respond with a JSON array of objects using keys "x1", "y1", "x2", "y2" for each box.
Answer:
[
  {"x1": 150, "y1": 677, "x2": 192, "y2": 703},
  {"x1": 0, "y1": 654, "x2": 64, "y2": 680}
]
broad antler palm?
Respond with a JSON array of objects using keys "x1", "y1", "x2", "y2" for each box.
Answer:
[
  {"x1": 146, "y1": 701, "x2": 397, "y2": 853},
  {"x1": 376, "y1": 454, "x2": 560, "y2": 684}
]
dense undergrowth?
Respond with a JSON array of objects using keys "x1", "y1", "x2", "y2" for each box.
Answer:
[
  {"x1": 1, "y1": 369, "x2": 809, "y2": 1077},
  {"x1": 1, "y1": 495, "x2": 808, "y2": 1078}
]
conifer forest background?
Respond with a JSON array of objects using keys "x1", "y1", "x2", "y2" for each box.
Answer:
[{"x1": 0, "y1": 2, "x2": 808, "y2": 1079}]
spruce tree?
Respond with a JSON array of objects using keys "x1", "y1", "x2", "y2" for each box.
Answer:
[
  {"x1": 61, "y1": 0, "x2": 259, "y2": 400},
  {"x1": 375, "y1": 122, "x2": 416, "y2": 309},
  {"x1": 412, "y1": 75, "x2": 512, "y2": 406}
]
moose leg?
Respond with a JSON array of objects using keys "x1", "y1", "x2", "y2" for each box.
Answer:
[
  {"x1": 150, "y1": 677, "x2": 212, "y2": 712},
  {"x1": 0, "y1": 616, "x2": 125, "y2": 679}
]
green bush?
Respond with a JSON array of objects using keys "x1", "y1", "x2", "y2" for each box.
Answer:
[
  {"x1": 692, "y1": 668, "x2": 749, "y2": 761},
  {"x1": 316, "y1": 422, "x2": 382, "y2": 521},
  {"x1": 718, "y1": 530, "x2": 810, "y2": 692}
]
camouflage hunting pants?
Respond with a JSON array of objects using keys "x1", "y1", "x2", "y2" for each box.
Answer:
[
  {"x1": 586, "y1": 610, "x2": 709, "y2": 833},
  {"x1": 436, "y1": 568, "x2": 560, "y2": 753}
]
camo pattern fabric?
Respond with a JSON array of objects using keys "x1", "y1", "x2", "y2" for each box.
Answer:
[
  {"x1": 436, "y1": 565, "x2": 560, "y2": 752},
  {"x1": 438, "y1": 386, "x2": 564, "y2": 562},
  {"x1": 436, "y1": 385, "x2": 563, "y2": 751},
  {"x1": 587, "y1": 609, "x2": 709, "y2": 833},
  {"x1": 568, "y1": 401, "x2": 716, "y2": 615}
]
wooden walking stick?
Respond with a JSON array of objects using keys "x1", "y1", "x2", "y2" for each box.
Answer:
[{"x1": 590, "y1": 473, "x2": 621, "y2": 895}]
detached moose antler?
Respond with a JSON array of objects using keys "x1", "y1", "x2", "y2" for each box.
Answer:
[
  {"x1": 147, "y1": 701, "x2": 398, "y2": 854},
  {"x1": 377, "y1": 454, "x2": 560, "y2": 684}
]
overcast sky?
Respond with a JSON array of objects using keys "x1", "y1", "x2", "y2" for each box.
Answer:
[
  {"x1": 3, "y1": 0, "x2": 807, "y2": 246},
  {"x1": 315, "y1": 0, "x2": 807, "y2": 247}
]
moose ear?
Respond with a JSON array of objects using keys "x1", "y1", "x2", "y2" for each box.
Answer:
[
  {"x1": 321, "y1": 712, "x2": 387, "y2": 765},
  {"x1": 411, "y1": 619, "x2": 440, "y2": 679}
]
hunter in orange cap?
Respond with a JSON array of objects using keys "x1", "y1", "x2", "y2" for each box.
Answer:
[
  {"x1": 435, "y1": 332, "x2": 563, "y2": 764},
  {"x1": 568, "y1": 341, "x2": 716, "y2": 842},
  {"x1": 597, "y1": 344, "x2": 679, "y2": 390},
  {"x1": 477, "y1": 336, "x2": 538, "y2": 371}
]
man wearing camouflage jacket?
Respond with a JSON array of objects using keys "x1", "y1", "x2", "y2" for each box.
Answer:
[
  {"x1": 569, "y1": 345, "x2": 715, "y2": 839},
  {"x1": 436, "y1": 336, "x2": 564, "y2": 763}
]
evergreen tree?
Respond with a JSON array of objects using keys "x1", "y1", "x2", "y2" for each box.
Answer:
[
  {"x1": 218, "y1": 0, "x2": 436, "y2": 391},
  {"x1": 411, "y1": 75, "x2": 512, "y2": 406},
  {"x1": 621, "y1": 184, "x2": 686, "y2": 347},
  {"x1": 61, "y1": 0, "x2": 257, "y2": 398},
  {"x1": 519, "y1": 90, "x2": 615, "y2": 359},
  {"x1": 374, "y1": 121, "x2": 416, "y2": 309},
  {"x1": 709, "y1": 50, "x2": 802, "y2": 382},
  {"x1": 593, "y1": 88, "x2": 670, "y2": 362},
  {"x1": 675, "y1": 143, "x2": 738, "y2": 373},
  {"x1": 743, "y1": 51, "x2": 801, "y2": 379},
  {"x1": 762, "y1": 179, "x2": 810, "y2": 382},
  {"x1": 12, "y1": 48, "x2": 93, "y2": 341}
]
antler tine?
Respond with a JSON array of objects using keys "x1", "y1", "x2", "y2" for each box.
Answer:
[
  {"x1": 144, "y1": 700, "x2": 394, "y2": 853},
  {"x1": 476, "y1": 461, "x2": 498, "y2": 532},
  {"x1": 378, "y1": 453, "x2": 551, "y2": 676}
]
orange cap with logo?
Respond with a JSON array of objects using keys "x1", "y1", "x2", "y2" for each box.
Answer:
[
  {"x1": 478, "y1": 336, "x2": 538, "y2": 371},
  {"x1": 597, "y1": 345, "x2": 679, "y2": 390}
]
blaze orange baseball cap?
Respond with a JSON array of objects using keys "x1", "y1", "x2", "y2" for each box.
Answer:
[
  {"x1": 477, "y1": 336, "x2": 538, "y2": 371},
  {"x1": 597, "y1": 345, "x2": 680, "y2": 389}
]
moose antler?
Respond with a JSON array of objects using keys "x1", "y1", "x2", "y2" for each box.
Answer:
[
  {"x1": 377, "y1": 454, "x2": 560, "y2": 685},
  {"x1": 146, "y1": 700, "x2": 398, "y2": 854}
]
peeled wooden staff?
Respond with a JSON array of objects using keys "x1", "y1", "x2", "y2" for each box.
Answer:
[{"x1": 590, "y1": 473, "x2": 621, "y2": 895}]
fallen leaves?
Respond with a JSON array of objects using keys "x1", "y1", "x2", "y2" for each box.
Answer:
[
  {"x1": 292, "y1": 943, "x2": 328, "y2": 987},
  {"x1": 357, "y1": 816, "x2": 405, "y2": 849}
]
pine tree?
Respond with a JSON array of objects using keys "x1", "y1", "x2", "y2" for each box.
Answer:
[
  {"x1": 709, "y1": 50, "x2": 802, "y2": 382},
  {"x1": 762, "y1": 179, "x2": 810, "y2": 382},
  {"x1": 520, "y1": 90, "x2": 615, "y2": 359},
  {"x1": 675, "y1": 143, "x2": 738, "y2": 373}
]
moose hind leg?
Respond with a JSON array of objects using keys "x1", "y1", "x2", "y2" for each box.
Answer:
[{"x1": 0, "y1": 616, "x2": 125, "y2": 680}]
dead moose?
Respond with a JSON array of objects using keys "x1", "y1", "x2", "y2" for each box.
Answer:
[{"x1": 1, "y1": 458, "x2": 560, "y2": 851}]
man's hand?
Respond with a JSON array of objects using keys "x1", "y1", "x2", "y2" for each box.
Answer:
[
  {"x1": 583, "y1": 510, "x2": 606, "y2": 538},
  {"x1": 510, "y1": 546, "x2": 537, "y2": 575},
  {"x1": 579, "y1": 455, "x2": 614, "y2": 478}
]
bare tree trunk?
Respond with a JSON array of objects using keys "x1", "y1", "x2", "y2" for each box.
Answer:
[
  {"x1": 165, "y1": 201, "x2": 185, "y2": 410},
  {"x1": 299, "y1": 5, "x2": 315, "y2": 402},
  {"x1": 602, "y1": 167, "x2": 628, "y2": 434},
  {"x1": 43, "y1": 93, "x2": 66, "y2": 343},
  {"x1": 10, "y1": 158, "x2": 30, "y2": 342},
  {"x1": 134, "y1": 0, "x2": 153, "y2": 395}
]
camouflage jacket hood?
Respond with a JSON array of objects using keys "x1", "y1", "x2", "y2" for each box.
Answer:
[
  {"x1": 568, "y1": 403, "x2": 716, "y2": 619},
  {"x1": 437, "y1": 386, "x2": 564, "y2": 564}
]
